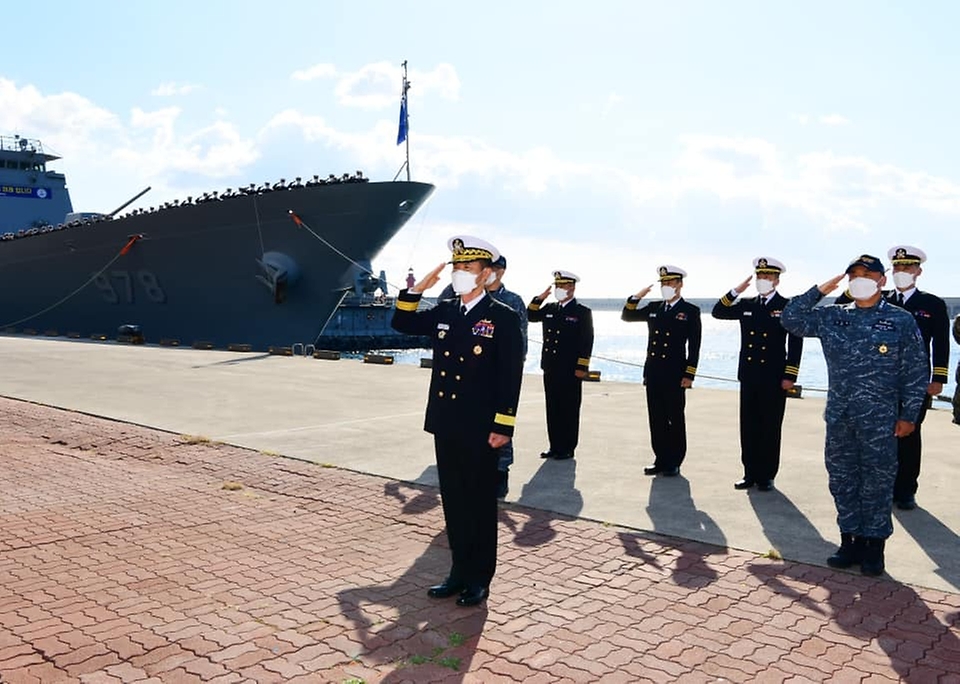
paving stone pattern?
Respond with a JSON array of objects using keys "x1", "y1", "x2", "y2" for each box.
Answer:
[{"x1": 1, "y1": 397, "x2": 958, "y2": 683}]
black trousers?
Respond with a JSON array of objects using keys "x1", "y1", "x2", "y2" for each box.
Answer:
[
  {"x1": 543, "y1": 370, "x2": 583, "y2": 455},
  {"x1": 739, "y1": 381, "x2": 787, "y2": 483},
  {"x1": 433, "y1": 434, "x2": 499, "y2": 588},
  {"x1": 645, "y1": 381, "x2": 686, "y2": 470},
  {"x1": 893, "y1": 393, "x2": 932, "y2": 500}
]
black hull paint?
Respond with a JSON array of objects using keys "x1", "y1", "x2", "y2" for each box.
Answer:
[{"x1": 0, "y1": 181, "x2": 435, "y2": 350}]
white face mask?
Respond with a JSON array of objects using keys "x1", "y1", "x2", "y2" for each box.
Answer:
[
  {"x1": 660, "y1": 285, "x2": 677, "y2": 301},
  {"x1": 848, "y1": 276, "x2": 880, "y2": 301},
  {"x1": 485, "y1": 271, "x2": 497, "y2": 286},
  {"x1": 756, "y1": 279, "x2": 776, "y2": 296},
  {"x1": 892, "y1": 272, "x2": 915, "y2": 290},
  {"x1": 554, "y1": 287, "x2": 570, "y2": 302},
  {"x1": 451, "y1": 270, "x2": 480, "y2": 295}
]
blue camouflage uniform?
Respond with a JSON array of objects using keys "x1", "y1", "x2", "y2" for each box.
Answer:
[
  {"x1": 781, "y1": 286, "x2": 928, "y2": 539},
  {"x1": 439, "y1": 282, "x2": 528, "y2": 471}
]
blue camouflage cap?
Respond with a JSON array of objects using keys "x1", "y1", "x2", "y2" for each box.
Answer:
[{"x1": 845, "y1": 254, "x2": 885, "y2": 275}]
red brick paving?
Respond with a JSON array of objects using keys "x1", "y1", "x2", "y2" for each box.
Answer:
[{"x1": 1, "y1": 396, "x2": 959, "y2": 683}]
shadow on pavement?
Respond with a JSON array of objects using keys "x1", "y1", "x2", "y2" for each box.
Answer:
[
  {"x1": 749, "y1": 562, "x2": 960, "y2": 683},
  {"x1": 496, "y1": 457, "x2": 584, "y2": 548},
  {"x1": 894, "y1": 506, "x2": 960, "y2": 592},
  {"x1": 747, "y1": 486, "x2": 836, "y2": 565},
  {"x1": 644, "y1": 474, "x2": 727, "y2": 587},
  {"x1": 337, "y1": 476, "x2": 488, "y2": 681}
]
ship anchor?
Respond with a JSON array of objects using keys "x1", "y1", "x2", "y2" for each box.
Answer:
[{"x1": 255, "y1": 252, "x2": 300, "y2": 304}]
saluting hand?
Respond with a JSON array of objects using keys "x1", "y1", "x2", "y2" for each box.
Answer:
[
  {"x1": 818, "y1": 274, "x2": 846, "y2": 295},
  {"x1": 634, "y1": 284, "x2": 653, "y2": 299},
  {"x1": 411, "y1": 262, "x2": 446, "y2": 293},
  {"x1": 734, "y1": 275, "x2": 753, "y2": 294},
  {"x1": 538, "y1": 285, "x2": 553, "y2": 300}
]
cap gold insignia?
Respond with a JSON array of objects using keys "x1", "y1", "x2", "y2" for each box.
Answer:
[
  {"x1": 758, "y1": 258, "x2": 768, "y2": 268},
  {"x1": 553, "y1": 270, "x2": 562, "y2": 278},
  {"x1": 896, "y1": 248, "x2": 906, "y2": 259},
  {"x1": 659, "y1": 266, "x2": 668, "y2": 276},
  {"x1": 878, "y1": 343, "x2": 888, "y2": 354},
  {"x1": 473, "y1": 345, "x2": 483, "y2": 356}
]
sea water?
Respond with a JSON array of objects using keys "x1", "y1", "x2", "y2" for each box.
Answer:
[{"x1": 384, "y1": 309, "x2": 960, "y2": 402}]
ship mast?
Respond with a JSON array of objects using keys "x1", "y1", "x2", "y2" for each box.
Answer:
[{"x1": 394, "y1": 60, "x2": 411, "y2": 182}]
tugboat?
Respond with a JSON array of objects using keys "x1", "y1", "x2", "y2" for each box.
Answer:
[{"x1": 319, "y1": 261, "x2": 430, "y2": 351}]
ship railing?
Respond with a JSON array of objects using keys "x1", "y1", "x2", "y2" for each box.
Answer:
[{"x1": 0, "y1": 135, "x2": 43, "y2": 154}]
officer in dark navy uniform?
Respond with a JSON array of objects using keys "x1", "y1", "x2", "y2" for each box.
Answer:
[
  {"x1": 528, "y1": 270, "x2": 594, "y2": 460},
  {"x1": 712, "y1": 257, "x2": 803, "y2": 491},
  {"x1": 885, "y1": 245, "x2": 951, "y2": 510},
  {"x1": 621, "y1": 265, "x2": 702, "y2": 476},
  {"x1": 953, "y1": 314, "x2": 960, "y2": 425},
  {"x1": 438, "y1": 255, "x2": 528, "y2": 498},
  {"x1": 391, "y1": 235, "x2": 523, "y2": 607}
]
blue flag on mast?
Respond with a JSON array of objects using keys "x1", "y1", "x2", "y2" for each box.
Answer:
[{"x1": 396, "y1": 89, "x2": 408, "y2": 145}]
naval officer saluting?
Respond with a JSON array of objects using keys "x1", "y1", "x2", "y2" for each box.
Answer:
[
  {"x1": 391, "y1": 235, "x2": 524, "y2": 607},
  {"x1": 711, "y1": 257, "x2": 803, "y2": 491},
  {"x1": 527, "y1": 270, "x2": 594, "y2": 461},
  {"x1": 621, "y1": 265, "x2": 702, "y2": 476},
  {"x1": 885, "y1": 245, "x2": 951, "y2": 510}
]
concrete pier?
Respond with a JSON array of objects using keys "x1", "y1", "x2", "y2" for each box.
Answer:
[{"x1": 1, "y1": 335, "x2": 958, "y2": 682}]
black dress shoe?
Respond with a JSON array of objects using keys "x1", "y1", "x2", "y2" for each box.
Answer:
[
  {"x1": 734, "y1": 478, "x2": 755, "y2": 490},
  {"x1": 896, "y1": 497, "x2": 917, "y2": 510},
  {"x1": 756, "y1": 481, "x2": 774, "y2": 492},
  {"x1": 540, "y1": 450, "x2": 555, "y2": 459},
  {"x1": 661, "y1": 467, "x2": 680, "y2": 477},
  {"x1": 427, "y1": 581, "x2": 464, "y2": 599},
  {"x1": 553, "y1": 451, "x2": 574, "y2": 460},
  {"x1": 456, "y1": 586, "x2": 489, "y2": 607},
  {"x1": 643, "y1": 465, "x2": 661, "y2": 476}
]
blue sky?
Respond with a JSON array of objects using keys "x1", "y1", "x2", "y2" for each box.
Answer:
[{"x1": 3, "y1": 1, "x2": 959, "y2": 298}]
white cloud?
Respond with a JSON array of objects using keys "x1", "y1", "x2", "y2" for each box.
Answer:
[
  {"x1": 793, "y1": 112, "x2": 850, "y2": 127},
  {"x1": 264, "y1": 107, "x2": 600, "y2": 194},
  {"x1": 290, "y1": 63, "x2": 337, "y2": 81},
  {"x1": 290, "y1": 61, "x2": 461, "y2": 110},
  {"x1": 4, "y1": 71, "x2": 960, "y2": 297},
  {"x1": 151, "y1": 82, "x2": 201, "y2": 97},
  {"x1": 819, "y1": 113, "x2": 850, "y2": 126},
  {"x1": 264, "y1": 102, "x2": 960, "y2": 238},
  {"x1": 602, "y1": 92, "x2": 623, "y2": 119},
  {"x1": 0, "y1": 78, "x2": 259, "y2": 214}
]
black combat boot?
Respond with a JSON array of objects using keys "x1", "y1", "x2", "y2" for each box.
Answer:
[
  {"x1": 826, "y1": 533, "x2": 863, "y2": 569},
  {"x1": 860, "y1": 537, "x2": 886, "y2": 577}
]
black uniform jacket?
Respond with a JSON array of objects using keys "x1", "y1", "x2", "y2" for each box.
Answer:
[
  {"x1": 711, "y1": 291, "x2": 803, "y2": 384},
  {"x1": 621, "y1": 297, "x2": 702, "y2": 384},
  {"x1": 836, "y1": 289, "x2": 950, "y2": 384},
  {"x1": 527, "y1": 297, "x2": 594, "y2": 374},
  {"x1": 391, "y1": 289, "x2": 524, "y2": 441}
]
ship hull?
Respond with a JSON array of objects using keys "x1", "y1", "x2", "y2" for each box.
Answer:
[{"x1": 0, "y1": 181, "x2": 434, "y2": 350}]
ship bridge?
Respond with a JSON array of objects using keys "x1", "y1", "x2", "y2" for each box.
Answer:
[{"x1": 0, "y1": 134, "x2": 74, "y2": 232}]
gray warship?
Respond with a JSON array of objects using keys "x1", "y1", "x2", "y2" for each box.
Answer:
[{"x1": 0, "y1": 134, "x2": 434, "y2": 351}]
